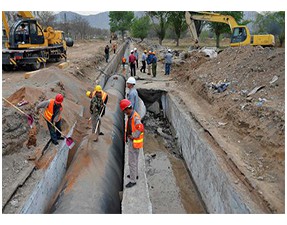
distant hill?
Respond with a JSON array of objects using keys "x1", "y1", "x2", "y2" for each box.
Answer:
[
  {"x1": 243, "y1": 11, "x2": 259, "y2": 33},
  {"x1": 55, "y1": 11, "x2": 258, "y2": 33},
  {"x1": 55, "y1": 11, "x2": 110, "y2": 29},
  {"x1": 55, "y1": 11, "x2": 146, "y2": 30}
]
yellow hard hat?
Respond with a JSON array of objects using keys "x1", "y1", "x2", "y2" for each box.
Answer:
[
  {"x1": 94, "y1": 85, "x2": 102, "y2": 92},
  {"x1": 86, "y1": 91, "x2": 91, "y2": 97}
]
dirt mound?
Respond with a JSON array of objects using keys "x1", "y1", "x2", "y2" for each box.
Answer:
[
  {"x1": 176, "y1": 46, "x2": 284, "y2": 148},
  {"x1": 172, "y1": 45, "x2": 285, "y2": 213}
]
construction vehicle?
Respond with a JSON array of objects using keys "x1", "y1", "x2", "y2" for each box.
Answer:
[
  {"x1": 185, "y1": 11, "x2": 275, "y2": 47},
  {"x1": 2, "y1": 11, "x2": 68, "y2": 71},
  {"x1": 110, "y1": 32, "x2": 118, "y2": 40}
]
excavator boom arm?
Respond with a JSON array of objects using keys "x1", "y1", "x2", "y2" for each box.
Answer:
[
  {"x1": 185, "y1": 12, "x2": 199, "y2": 42},
  {"x1": 186, "y1": 11, "x2": 239, "y2": 31},
  {"x1": 2, "y1": 11, "x2": 10, "y2": 39}
]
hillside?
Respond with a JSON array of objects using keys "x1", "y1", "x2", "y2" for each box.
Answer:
[{"x1": 55, "y1": 11, "x2": 145, "y2": 29}]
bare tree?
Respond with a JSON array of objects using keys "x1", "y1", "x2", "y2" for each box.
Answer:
[
  {"x1": 34, "y1": 11, "x2": 56, "y2": 28},
  {"x1": 71, "y1": 15, "x2": 91, "y2": 40}
]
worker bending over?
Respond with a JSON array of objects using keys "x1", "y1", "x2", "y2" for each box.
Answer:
[
  {"x1": 86, "y1": 85, "x2": 108, "y2": 104},
  {"x1": 88, "y1": 85, "x2": 108, "y2": 135},
  {"x1": 36, "y1": 93, "x2": 64, "y2": 145},
  {"x1": 120, "y1": 99, "x2": 144, "y2": 188}
]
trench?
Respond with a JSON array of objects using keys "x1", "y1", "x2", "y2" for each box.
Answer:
[
  {"x1": 6, "y1": 40, "x2": 271, "y2": 214},
  {"x1": 138, "y1": 88, "x2": 271, "y2": 213},
  {"x1": 138, "y1": 89, "x2": 207, "y2": 213}
]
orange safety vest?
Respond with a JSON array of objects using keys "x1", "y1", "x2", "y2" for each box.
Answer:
[
  {"x1": 122, "y1": 57, "x2": 126, "y2": 63},
  {"x1": 44, "y1": 99, "x2": 63, "y2": 122},
  {"x1": 125, "y1": 111, "x2": 144, "y2": 149},
  {"x1": 92, "y1": 90, "x2": 108, "y2": 103}
]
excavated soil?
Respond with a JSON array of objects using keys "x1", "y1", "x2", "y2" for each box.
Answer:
[
  {"x1": 2, "y1": 39, "x2": 108, "y2": 213},
  {"x1": 134, "y1": 40, "x2": 284, "y2": 213},
  {"x1": 171, "y1": 45, "x2": 285, "y2": 213}
]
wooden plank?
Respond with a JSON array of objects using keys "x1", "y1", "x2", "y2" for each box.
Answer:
[{"x1": 58, "y1": 61, "x2": 69, "y2": 69}]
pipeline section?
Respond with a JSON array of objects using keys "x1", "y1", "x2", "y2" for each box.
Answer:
[{"x1": 49, "y1": 74, "x2": 126, "y2": 213}]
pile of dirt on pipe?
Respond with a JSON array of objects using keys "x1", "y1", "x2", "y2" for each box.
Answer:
[{"x1": 48, "y1": 75, "x2": 126, "y2": 213}]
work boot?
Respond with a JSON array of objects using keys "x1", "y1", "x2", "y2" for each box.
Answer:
[
  {"x1": 125, "y1": 182, "x2": 136, "y2": 188},
  {"x1": 127, "y1": 175, "x2": 138, "y2": 180},
  {"x1": 52, "y1": 141, "x2": 59, "y2": 145}
]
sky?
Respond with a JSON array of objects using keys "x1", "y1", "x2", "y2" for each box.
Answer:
[{"x1": 1, "y1": 0, "x2": 285, "y2": 12}]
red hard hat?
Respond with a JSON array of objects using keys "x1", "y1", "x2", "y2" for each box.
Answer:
[
  {"x1": 55, "y1": 93, "x2": 64, "y2": 104},
  {"x1": 120, "y1": 99, "x2": 131, "y2": 111}
]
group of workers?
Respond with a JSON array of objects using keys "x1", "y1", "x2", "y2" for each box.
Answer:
[
  {"x1": 35, "y1": 46, "x2": 173, "y2": 189},
  {"x1": 36, "y1": 77, "x2": 143, "y2": 189},
  {"x1": 104, "y1": 42, "x2": 118, "y2": 63},
  {"x1": 122, "y1": 48, "x2": 173, "y2": 78}
]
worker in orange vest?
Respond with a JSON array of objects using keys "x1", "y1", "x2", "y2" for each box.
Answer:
[
  {"x1": 122, "y1": 56, "x2": 127, "y2": 68},
  {"x1": 36, "y1": 93, "x2": 64, "y2": 145},
  {"x1": 120, "y1": 99, "x2": 144, "y2": 188}
]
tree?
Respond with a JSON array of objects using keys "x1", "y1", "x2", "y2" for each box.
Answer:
[
  {"x1": 167, "y1": 12, "x2": 188, "y2": 46},
  {"x1": 109, "y1": 11, "x2": 134, "y2": 41},
  {"x1": 147, "y1": 11, "x2": 169, "y2": 45},
  {"x1": 131, "y1": 16, "x2": 150, "y2": 41},
  {"x1": 208, "y1": 11, "x2": 244, "y2": 48},
  {"x1": 35, "y1": 11, "x2": 56, "y2": 29},
  {"x1": 57, "y1": 12, "x2": 72, "y2": 38},
  {"x1": 255, "y1": 11, "x2": 285, "y2": 47},
  {"x1": 71, "y1": 15, "x2": 91, "y2": 39}
]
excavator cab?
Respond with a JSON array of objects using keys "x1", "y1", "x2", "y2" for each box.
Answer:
[
  {"x1": 231, "y1": 27, "x2": 248, "y2": 44},
  {"x1": 9, "y1": 19, "x2": 45, "y2": 48}
]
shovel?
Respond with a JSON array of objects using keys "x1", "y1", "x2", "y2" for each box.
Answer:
[
  {"x1": 91, "y1": 105, "x2": 106, "y2": 141},
  {"x1": 2, "y1": 97, "x2": 34, "y2": 128},
  {"x1": 40, "y1": 113, "x2": 75, "y2": 149}
]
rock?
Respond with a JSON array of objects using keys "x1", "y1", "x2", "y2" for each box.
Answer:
[
  {"x1": 217, "y1": 122, "x2": 228, "y2": 127},
  {"x1": 257, "y1": 176, "x2": 264, "y2": 181},
  {"x1": 269, "y1": 75, "x2": 278, "y2": 85},
  {"x1": 246, "y1": 97, "x2": 253, "y2": 102},
  {"x1": 11, "y1": 199, "x2": 19, "y2": 207},
  {"x1": 148, "y1": 101, "x2": 161, "y2": 115},
  {"x1": 157, "y1": 128, "x2": 173, "y2": 140}
]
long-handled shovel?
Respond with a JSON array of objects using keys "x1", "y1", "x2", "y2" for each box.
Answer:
[
  {"x1": 2, "y1": 97, "x2": 34, "y2": 128},
  {"x1": 40, "y1": 113, "x2": 75, "y2": 149},
  {"x1": 91, "y1": 105, "x2": 106, "y2": 141}
]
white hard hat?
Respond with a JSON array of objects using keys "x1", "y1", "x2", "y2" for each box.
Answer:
[
  {"x1": 168, "y1": 49, "x2": 171, "y2": 52},
  {"x1": 134, "y1": 48, "x2": 137, "y2": 51},
  {"x1": 127, "y1": 77, "x2": 136, "y2": 85},
  {"x1": 130, "y1": 50, "x2": 134, "y2": 53}
]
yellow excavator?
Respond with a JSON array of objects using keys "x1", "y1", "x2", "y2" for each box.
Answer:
[
  {"x1": 2, "y1": 11, "x2": 69, "y2": 71},
  {"x1": 185, "y1": 11, "x2": 275, "y2": 47}
]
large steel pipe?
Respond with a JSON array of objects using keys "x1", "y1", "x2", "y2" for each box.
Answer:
[{"x1": 49, "y1": 75, "x2": 126, "y2": 213}]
